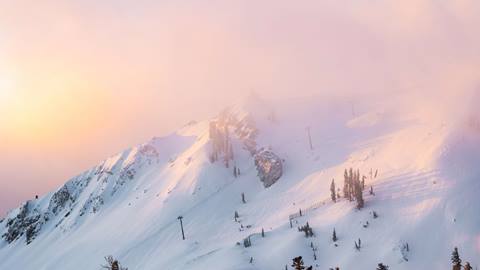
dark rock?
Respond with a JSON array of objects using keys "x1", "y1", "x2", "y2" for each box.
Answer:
[
  {"x1": 254, "y1": 149, "x2": 283, "y2": 187},
  {"x1": 2, "y1": 202, "x2": 43, "y2": 244},
  {"x1": 48, "y1": 185, "x2": 73, "y2": 215}
]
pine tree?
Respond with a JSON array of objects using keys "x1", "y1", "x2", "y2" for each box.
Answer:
[
  {"x1": 223, "y1": 128, "x2": 231, "y2": 168},
  {"x1": 243, "y1": 236, "x2": 252, "y2": 248},
  {"x1": 464, "y1": 262, "x2": 472, "y2": 270},
  {"x1": 229, "y1": 143, "x2": 234, "y2": 160},
  {"x1": 332, "y1": 228, "x2": 337, "y2": 242},
  {"x1": 376, "y1": 263, "x2": 389, "y2": 270},
  {"x1": 224, "y1": 137, "x2": 230, "y2": 168},
  {"x1": 330, "y1": 179, "x2": 337, "y2": 202},
  {"x1": 354, "y1": 176, "x2": 364, "y2": 209},
  {"x1": 306, "y1": 223, "x2": 313, "y2": 237},
  {"x1": 348, "y1": 168, "x2": 354, "y2": 201},
  {"x1": 291, "y1": 256, "x2": 306, "y2": 270},
  {"x1": 343, "y1": 169, "x2": 349, "y2": 199},
  {"x1": 452, "y1": 247, "x2": 462, "y2": 269},
  {"x1": 101, "y1": 256, "x2": 128, "y2": 270}
]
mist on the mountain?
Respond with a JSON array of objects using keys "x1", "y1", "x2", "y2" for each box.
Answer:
[{"x1": 1, "y1": 0, "x2": 479, "y2": 215}]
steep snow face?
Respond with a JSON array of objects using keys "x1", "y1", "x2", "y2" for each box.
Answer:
[
  {"x1": 0, "y1": 133, "x2": 197, "y2": 248},
  {"x1": 1, "y1": 96, "x2": 479, "y2": 270}
]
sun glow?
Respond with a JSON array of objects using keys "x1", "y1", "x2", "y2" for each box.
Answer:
[
  {"x1": 0, "y1": 73, "x2": 16, "y2": 107},
  {"x1": 0, "y1": 68, "x2": 113, "y2": 149}
]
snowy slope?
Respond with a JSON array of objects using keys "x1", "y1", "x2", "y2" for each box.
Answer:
[{"x1": 0, "y1": 94, "x2": 479, "y2": 270}]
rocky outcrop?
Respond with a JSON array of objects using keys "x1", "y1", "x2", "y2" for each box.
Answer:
[
  {"x1": 208, "y1": 108, "x2": 284, "y2": 187},
  {"x1": 208, "y1": 109, "x2": 259, "y2": 167},
  {"x1": 254, "y1": 149, "x2": 283, "y2": 188},
  {"x1": 234, "y1": 115, "x2": 258, "y2": 155},
  {"x1": 209, "y1": 119, "x2": 235, "y2": 166},
  {"x1": 2, "y1": 201, "x2": 44, "y2": 244},
  {"x1": 209, "y1": 109, "x2": 257, "y2": 168},
  {"x1": 48, "y1": 185, "x2": 73, "y2": 215},
  {"x1": 1, "y1": 136, "x2": 175, "y2": 246},
  {"x1": 139, "y1": 144, "x2": 159, "y2": 158}
]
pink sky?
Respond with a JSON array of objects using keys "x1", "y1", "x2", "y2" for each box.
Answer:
[{"x1": 1, "y1": 0, "x2": 479, "y2": 215}]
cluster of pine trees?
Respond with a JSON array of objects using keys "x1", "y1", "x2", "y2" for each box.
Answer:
[
  {"x1": 342, "y1": 168, "x2": 365, "y2": 209},
  {"x1": 288, "y1": 255, "x2": 389, "y2": 270},
  {"x1": 290, "y1": 256, "x2": 313, "y2": 270},
  {"x1": 330, "y1": 168, "x2": 369, "y2": 209},
  {"x1": 451, "y1": 247, "x2": 473, "y2": 270},
  {"x1": 243, "y1": 236, "x2": 252, "y2": 248},
  {"x1": 295, "y1": 247, "x2": 472, "y2": 270},
  {"x1": 298, "y1": 222, "x2": 314, "y2": 238},
  {"x1": 101, "y1": 246, "x2": 475, "y2": 270}
]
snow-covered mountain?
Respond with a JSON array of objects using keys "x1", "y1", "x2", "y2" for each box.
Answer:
[{"x1": 1, "y1": 94, "x2": 479, "y2": 270}]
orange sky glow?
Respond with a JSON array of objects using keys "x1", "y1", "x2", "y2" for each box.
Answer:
[{"x1": 1, "y1": 0, "x2": 479, "y2": 215}]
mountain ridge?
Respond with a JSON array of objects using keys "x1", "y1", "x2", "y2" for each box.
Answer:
[{"x1": 1, "y1": 95, "x2": 479, "y2": 269}]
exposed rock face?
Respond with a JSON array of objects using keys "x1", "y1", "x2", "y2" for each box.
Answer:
[
  {"x1": 208, "y1": 108, "x2": 284, "y2": 187},
  {"x1": 254, "y1": 149, "x2": 283, "y2": 187},
  {"x1": 139, "y1": 144, "x2": 160, "y2": 159},
  {"x1": 235, "y1": 115, "x2": 258, "y2": 155},
  {"x1": 48, "y1": 185, "x2": 73, "y2": 215},
  {"x1": 208, "y1": 109, "x2": 259, "y2": 167},
  {"x1": 2, "y1": 201, "x2": 44, "y2": 244},
  {"x1": 1, "y1": 142, "x2": 163, "y2": 245}
]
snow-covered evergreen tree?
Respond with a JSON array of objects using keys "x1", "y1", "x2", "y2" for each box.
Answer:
[
  {"x1": 451, "y1": 247, "x2": 462, "y2": 270},
  {"x1": 376, "y1": 263, "x2": 389, "y2": 270},
  {"x1": 291, "y1": 256, "x2": 307, "y2": 270},
  {"x1": 101, "y1": 256, "x2": 128, "y2": 270},
  {"x1": 330, "y1": 179, "x2": 336, "y2": 202}
]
